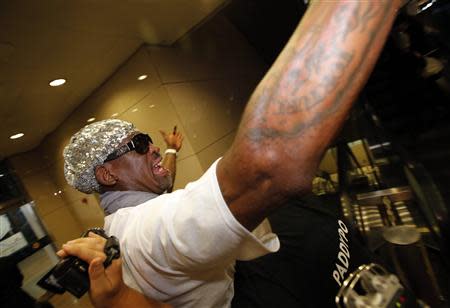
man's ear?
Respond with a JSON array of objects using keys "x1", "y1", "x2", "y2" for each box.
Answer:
[{"x1": 95, "y1": 165, "x2": 118, "y2": 187}]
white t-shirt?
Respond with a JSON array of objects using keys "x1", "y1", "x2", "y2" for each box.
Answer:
[{"x1": 104, "y1": 159, "x2": 280, "y2": 307}]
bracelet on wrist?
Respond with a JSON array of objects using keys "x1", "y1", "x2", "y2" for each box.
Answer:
[{"x1": 165, "y1": 148, "x2": 178, "y2": 156}]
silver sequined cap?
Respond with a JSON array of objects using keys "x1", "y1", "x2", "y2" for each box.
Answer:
[{"x1": 63, "y1": 119, "x2": 138, "y2": 193}]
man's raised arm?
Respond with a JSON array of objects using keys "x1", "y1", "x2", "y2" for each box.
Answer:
[
  {"x1": 160, "y1": 126, "x2": 183, "y2": 192},
  {"x1": 218, "y1": 0, "x2": 402, "y2": 230}
]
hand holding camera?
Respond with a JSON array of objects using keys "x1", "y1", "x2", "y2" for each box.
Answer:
[
  {"x1": 39, "y1": 230, "x2": 171, "y2": 308},
  {"x1": 38, "y1": 228, "x2": 120, "y2": 299}
]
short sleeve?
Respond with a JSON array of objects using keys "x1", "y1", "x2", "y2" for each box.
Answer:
[{"x1": 120, "y1": 159, "x2": 280, "y2": 272}]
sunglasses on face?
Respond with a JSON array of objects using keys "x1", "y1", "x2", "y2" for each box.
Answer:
[{"x1": 104, "y1": 133, "x2": 153, "y2": 162}]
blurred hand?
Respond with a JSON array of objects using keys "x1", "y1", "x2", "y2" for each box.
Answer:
[
  {"x1": 58, "y1": 233, "x2": 172, "y2": 308},
  {"x1": 159, "y1": 126, "x2": 183, "y2": 151},
  {"x1": 57, "y1": 233, "x2": 125, "y2": 308}
]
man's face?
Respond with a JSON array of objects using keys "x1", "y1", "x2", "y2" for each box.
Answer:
[{"x1": 102, "y1": 133, "x2": 172, "y2": 194}]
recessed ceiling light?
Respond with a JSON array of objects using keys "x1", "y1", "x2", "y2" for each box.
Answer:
[
  {"x1": 49, "y1": 78, "x2": 66, "y2": 87},
  {"x1": 111, "y1": 113, "x2": 119, "y2": 117},
  {"x1": 87, "y1": 117, "x2": 96, "y2": 123},
  {"x1": 10, "y1": 133, "x2": 24, "y2": 139},
  {"x1": 137, "y1": 75, "x2": 148, "y2": 81}
]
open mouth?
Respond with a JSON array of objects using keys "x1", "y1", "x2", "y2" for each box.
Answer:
[{"x1": 152, "y1": 158, "x2": 169, "y2": 176}]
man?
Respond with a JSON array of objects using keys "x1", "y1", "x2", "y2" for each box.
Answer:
[
  {"x1": 97, "y1": 126, "x2": 183, "y2": 215},
  {"x1": 62, "y1": 1, "x2": 402, "y2": 307}
]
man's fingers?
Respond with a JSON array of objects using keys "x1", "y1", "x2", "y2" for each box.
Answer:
[
  {"x1": 56, "y1": 249, "x2": 68, "y2": 258},
  {"x1": 87, "y1": 232, "x2": 105, "y2": 239},
  {"x1": 58, "y1": 236, "x2": 106, "y2": 260},
  {"x1": 104, "y1": 258, "x2": 123, "y2": 287},
  {"x1": 64, "y1": 236, "x2": 106, "y2": 248},
  {"x1": 89, "y1": 257, "x2": 107, "y2": 281},
  {"x1": 89, "y1": 258, "x2": 123, "y2": 295},
  {"x1": 88, "y1": 257, "x2": 115, "y2": 304},
  {"x1": 61, "y1": 242, "x2": 106, "y2": 263}
]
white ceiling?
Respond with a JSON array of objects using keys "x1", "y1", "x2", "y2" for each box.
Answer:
[{"x1": 0, "y1": 0, "x2": 227, "y2": 159}]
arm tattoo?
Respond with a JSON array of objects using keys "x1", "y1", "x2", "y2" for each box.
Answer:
[{"x1": 244, "y1": 1, "x2": 395, "y2": 142}]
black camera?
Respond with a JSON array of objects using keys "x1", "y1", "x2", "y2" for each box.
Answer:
[{"x1": 37, "y1": 228, "x2": 120, "y2": 298}]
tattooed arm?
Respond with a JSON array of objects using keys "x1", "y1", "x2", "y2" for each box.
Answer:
[{"x1": 217, "y1": 0, "x2": 402, "y2": 231}]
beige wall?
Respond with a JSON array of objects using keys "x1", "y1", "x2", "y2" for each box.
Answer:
[
  {"x1": 10, "y1": 15, "x2": 266, "y2": 233},
  {"x1": 9, "y1": 149, "x2": 84, "y2": 247}
]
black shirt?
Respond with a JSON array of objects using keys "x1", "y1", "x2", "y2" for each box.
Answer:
[{"x1": 232, "y1": 195, "x2": 374, "y2": 308}]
